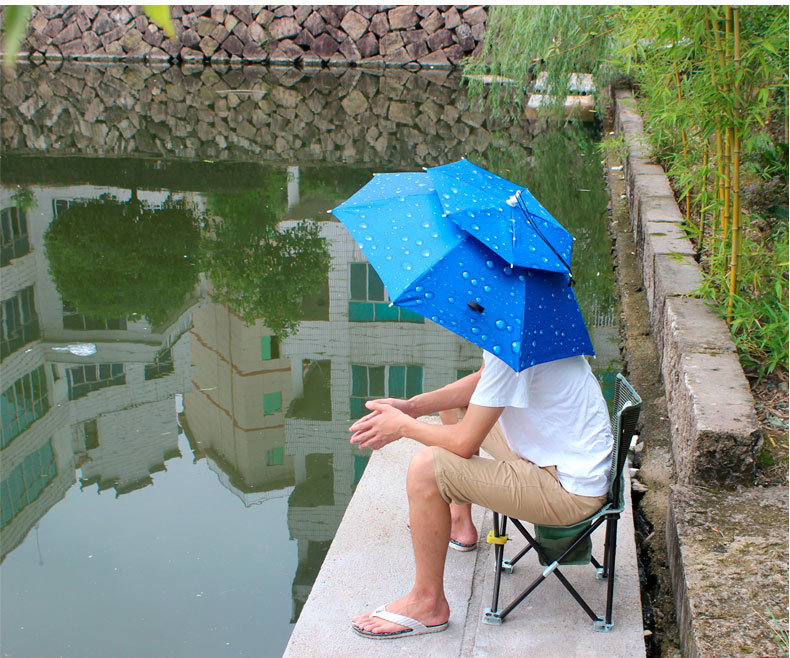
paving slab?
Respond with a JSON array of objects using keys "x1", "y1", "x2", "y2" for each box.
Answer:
[{"x1": 285, "y1": 419, "x2": 646, "y2": 657}]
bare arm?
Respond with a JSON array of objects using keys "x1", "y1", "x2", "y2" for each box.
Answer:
[
  {"x1": 354, "y1": 364, "x2": 484, "y2": 421},
  {"x1": 349, "y1": 402, "x2": 502, "y2": 459}
]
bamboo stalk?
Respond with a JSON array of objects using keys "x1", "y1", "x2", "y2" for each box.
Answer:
[
  {"x1": 713, "y1": 16, "x2": 730, "y2": 250},
  {"x1": 674, "y1": 68, "x2": 692, "y2": 226},
  {"x1": 710, "y1": 16, "x2": 724, "y2": 251},
  {"x1": 727, "y1": 6, "x2": 741, "y2": 321}
]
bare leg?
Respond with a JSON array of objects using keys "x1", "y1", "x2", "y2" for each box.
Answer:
[{"x1": 352, "y1": 448, "x2": 451, "y2": 635}]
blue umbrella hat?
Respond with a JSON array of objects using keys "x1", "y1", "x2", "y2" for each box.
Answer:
[{"x1": 331, "y1": 162, "x2": 594, "y2": 372}]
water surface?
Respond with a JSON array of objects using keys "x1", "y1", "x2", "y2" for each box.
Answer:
[{"x1": 1, "y1": 63, "x2": 618, "y2": 657}]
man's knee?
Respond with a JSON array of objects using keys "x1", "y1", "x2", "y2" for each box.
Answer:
[{"x1": 407, "y1": 448, "x2": 440, "y2": 497}]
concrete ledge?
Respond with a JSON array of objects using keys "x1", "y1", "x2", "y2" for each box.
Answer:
[
  {"x1": 286, "y1": 422, "x2": 647, "y2": 657},
  {"x1": 613, "y1": 88, "x2": 760, "y2": 486},
  {"x1": 667, "y1": 485, "x2": 788, "y2": 658}
]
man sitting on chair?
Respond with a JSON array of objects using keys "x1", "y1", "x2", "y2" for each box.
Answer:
[{"x1": 349, "y1": 350, "x2": 613, "y2": 639}]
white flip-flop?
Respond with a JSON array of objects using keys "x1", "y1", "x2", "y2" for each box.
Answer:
[{"x1": 352, "y1": 604, "x2": 449, "y2": 640}]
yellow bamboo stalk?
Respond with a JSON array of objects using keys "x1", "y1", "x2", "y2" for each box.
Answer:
[
  {"x1": 713, "y1": 16, "x2": 730, "y2": 246},
  {"x1": 727, "y1": 6, "x2": 741, "y2": 321},
  {"x1": 674, "y1": 69, "x2": 691, "y2": 225}
]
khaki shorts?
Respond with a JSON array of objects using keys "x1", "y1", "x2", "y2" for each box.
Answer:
[{"x1": 432, "y1": 421, "x2": 607, "y2": 526}]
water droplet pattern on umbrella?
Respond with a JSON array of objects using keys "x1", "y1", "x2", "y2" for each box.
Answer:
[
  {"x1": 427, "y1": 159, "x2": 574, "y2": 273},
  {"x1": 331, "y1": 165, "x2": 594, "y2": 372}
]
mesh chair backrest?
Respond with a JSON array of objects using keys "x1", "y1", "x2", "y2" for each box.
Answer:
[{"x1": 607, "y1": 374, "x2": 642, "y2": 508}]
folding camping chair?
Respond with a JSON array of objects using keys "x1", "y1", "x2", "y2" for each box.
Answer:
[{"x1": 482, "y1": 373, "x2": 642, "y2": 631}]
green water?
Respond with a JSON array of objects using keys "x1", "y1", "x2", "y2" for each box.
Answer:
[{"x1": 0, "y1": 63, "x2": 617, "y2": 658}]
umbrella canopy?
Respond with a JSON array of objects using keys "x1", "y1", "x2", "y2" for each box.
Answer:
[
  {"x1": 428, "y1": 159, "x2": 575, "y2": 275},
  {"x1": 331, "y1": 162, "x2": 594, "y2": 372}
]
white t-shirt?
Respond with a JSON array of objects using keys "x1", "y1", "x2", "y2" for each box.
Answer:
[{"x1": 470, "y1": 351, "x2": 613, "y2": 497}]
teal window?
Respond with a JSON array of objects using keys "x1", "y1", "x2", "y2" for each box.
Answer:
[
  {"x1": 1, "y1": 285, "x2": 40, "y2": 360},
  {"x1": 457, "y1": 369, "x2": 475, "y2": 380},
  {"x1": 1, "y1": 366, "x2": 50, "y2": 449},
  {"x1": 348, "y1": 263, "x2": 423, "y2": 324},
  {"x1": 1, "y1": 438, "x2": 57, "y2": 528},
  {"x1": 350, "y1": 364, "x2": 423, "y2": 419},
  {"x1": 261, "y1": 336, "x2": 280, "y2": 361},
  {"x1": 263, "y1": 391, "x2": 282, "y2": 415},
  {"x1": 266, "y1": 446, "x2": 284, "y2": 466},
  {"x1": 1, "y1": 205, "x2": 30, "y2": 266},
  {"x1": 67, "y1": 363, "x2": 125, "y2": 401}
]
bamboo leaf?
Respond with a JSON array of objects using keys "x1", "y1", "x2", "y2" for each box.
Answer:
[
  {"x1": 143, "y1": 5, "x2": 176, "y2": 40},
  {"x1": 1, "y1": 5, "x2": 32, "y2": 73}
]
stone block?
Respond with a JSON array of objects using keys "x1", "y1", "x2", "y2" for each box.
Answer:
[
  {"x1": 233, "y1": 5, "x2": 253, "y2": 25},
  {"x1": 222, "y1": 34, "x2": 244, "y2": 57},
  {"x1": 76, "y1": 11, "x2": 92, "y2": 32},
  {"x1": 443, "y1": 6, "x2": 461, "y2": 30},
  {"x1": 52, "y1": 21, "x2": 81, "y2": 46},
  {"x1": 294, "y1": 5, "x2": 312, "y2": 24},
  {"x1": 388, "y1": 6, "x2": 418, "y2": 30},
  {"x1": 356, "y1": 6, "x2": 380, "y2": 19},
  {"x1": 369, "y1": 12, "x2": 389, "y2": 37},
  {"x1": 339, "y1": 37, "x2": 361, "y2": 61},
  {"x1": 426, "y1": 28, "x2": 453, "y2": 51},
  {"x1": 243, "y1": 42, "x2": 269, "y2": 61},
  {"x1": 311, "y1": 33, "x2": 339, "y2": 59},
  {"x1": 269, "y1": 16, "x2": 300, "y2": 40},
  {"x1": 662, "y1": 345, "x2": 759, "y2": 485},
  {"x1": 406, "y1": 39, "x2": 429, "y2": 61},
  {"x1": 357, "y1": 32, "x2": 378, "y2": 58},
  {"x1": 109, "y1": 6, "x2": 133, "y2": 25},
  {"x1": 231, "y1": 23, "x2": 249, "y2": 42},
  {"x1": 304, "y1": 11, "x2": 327, "y2": 36},
  {"x1": 454, "y1": 22, "x2": 475, "y2": 51},
  {"x1": 463, "y1": 6, "x2": 487, "y2": 25},
  {"x1": 318, "y1": 6, "x2": 341, "y2": 28},
  {"x1": 340, "y1": 10, "x2": 369, "y2": 41},
  {"x1": 379, "y1": 32, "x2": 404, "y2": 56},
  {"x1": 210, "y1": 24, "x2": 229, "y2": 44},
  {"x1": 667, "y1": 485, "x2": 788, "y2": 657},
  {"x1": 248, "y1": 21, "x2": 265, "y2": 44},
  {"x1": 441, "y1": 43, "x2": 465, "y2": 63}
]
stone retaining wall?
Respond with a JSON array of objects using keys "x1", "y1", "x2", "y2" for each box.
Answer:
[
  {"x1": 613, "y1": 88, "x2": 787, "y2": 658},
  {"x1": 7, "y1": 5, "x2": 487, "y2": 68},
  {"x1": 613, "y1": 88, "x2": 760, "y2": 487},
  {"x1": 1, "y1": 62, "x2": 531, "y2": 169}
]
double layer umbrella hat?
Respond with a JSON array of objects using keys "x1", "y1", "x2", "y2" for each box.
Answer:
[{"x1": 331, "y1": 159, "x2": 594, "y2": 372}]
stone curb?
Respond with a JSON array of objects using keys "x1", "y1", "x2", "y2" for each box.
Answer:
[
  {"x1": 611, "y1": 88, "x2": 784, "y2": 658},
  {"x1": 613, "y1": 88, "x2": 760, "y2": 487},
  {"x1": 666, "y1": 484, "x2": 788, "y2": 658}
]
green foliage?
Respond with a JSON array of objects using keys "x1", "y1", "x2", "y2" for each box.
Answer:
[
  {"x1": 142, "y1": 5, "x2": 175, "y2": 40},
  {"x1": 1, "y1": 5, "x2": 31, "y2": 73},
  {"x1": 699, "y1": 220, "x2": 789, "y2": 377},
  {"x1": 204, "y1": 182, "x2": 331, "y2": 340},
  {"x1": 464, "y1": 5, "x2": 620, "y2": 117},
  {"x1": 44, "y1": 194, "x2": 201, "y2": 326},
  {"x1": 467, "y1": 4, "x2": 789, "y2": 375}
]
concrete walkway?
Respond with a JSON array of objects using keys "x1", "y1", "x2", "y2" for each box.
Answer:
[{"x1": 285, "y1": 422, "x2": 646, "y2": 658}]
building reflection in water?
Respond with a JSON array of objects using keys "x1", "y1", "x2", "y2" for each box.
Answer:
[{"x1": 0, "y1": 181, "x2": 483, "y2": 623}]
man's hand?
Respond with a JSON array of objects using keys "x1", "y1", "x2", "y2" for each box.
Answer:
[{"x1": 349, "y1": 400, "x2": 409, "y2": 450}]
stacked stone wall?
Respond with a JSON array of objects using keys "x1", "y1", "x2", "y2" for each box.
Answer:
[
  {"x1": 6, "y1": 5, "x2": 487, "y2": 68},
  {"x1": 1, "y1": 63, "x2": 533, "y2": 170}
]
